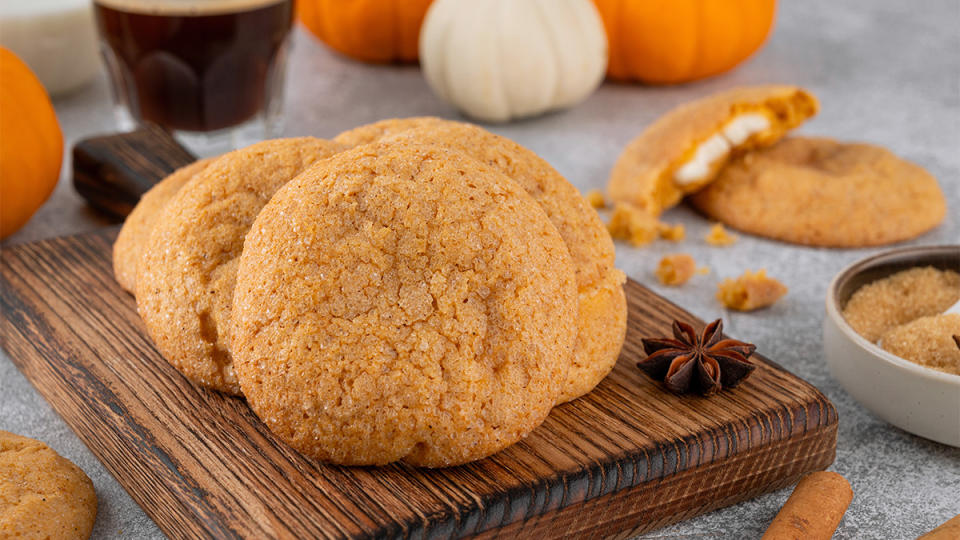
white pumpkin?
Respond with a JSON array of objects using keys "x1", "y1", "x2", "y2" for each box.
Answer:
[{"x1": 419, "y1": 0, "x2": 608, "y2": 123}]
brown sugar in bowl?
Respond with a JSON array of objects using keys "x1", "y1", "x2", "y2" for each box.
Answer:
[{"x1": 823, "y1": 245, "x2": 960, "y2": 447}]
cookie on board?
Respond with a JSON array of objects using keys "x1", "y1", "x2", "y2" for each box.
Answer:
[
  {"x1": 231, "y1": 141, "x2": 578, "y2": 467},
  {"x1": 136, "y1": 138, "x2": 346, "y2": 395},
  {"x1": 0, "y1": 431, "x2": 97, "y2": 539},
  {"x1": 112, "y1": 157, "x2": 214, "y2": 293},
  {"x1": 336, "y1": 117, "x2": 626, "y2": 403},
  {"x1": 689, "y1": 137, "x2": 946, "y2": 247},
  {"x1": 607, "y1": 85, "x2": 819, "y2": 215}
]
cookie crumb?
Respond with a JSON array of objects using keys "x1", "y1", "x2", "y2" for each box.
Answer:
[
  {"x1": 717, "y1": 269, "x2": 787, "y2": 311},
  {"x1": 705, "y1": 223, "x2": 737, "y2": 246},
  {"x1": 658, "y1": 223, "x2": 686, "y2": 242},
  {"x1": 608, "y1": 203, "x2": 659, "y2": 246},
  {"x1": 697, "y1": 266, "x2": 711, "y2": 275},
  {"x1": 585, "y1": 189, "x2": 606, "y2": 209},
  {"x1": 880, "y1": 314, "x2": 960, "y2": 375},
  {"x1": 656, "y1": 254, "x2": 696, "y2": 286}
]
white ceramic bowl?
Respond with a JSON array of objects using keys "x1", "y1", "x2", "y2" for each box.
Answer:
[{"x1": 824, "y1": 245, "x2": 960, "y2": 447}]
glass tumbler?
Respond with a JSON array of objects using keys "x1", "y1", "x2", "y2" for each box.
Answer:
[{"x1": 93, "y1": 0, "x2": 294, "y2": 155}]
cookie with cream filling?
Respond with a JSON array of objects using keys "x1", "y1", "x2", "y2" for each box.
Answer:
[{"x1": 607, "y1": 85, "x2": 818, "y2": 215}]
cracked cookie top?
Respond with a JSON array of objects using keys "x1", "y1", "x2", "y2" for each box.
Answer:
[
  {"x1": 336, "y1": 116, "x2": 615, "y2": 290},
  {"x1": 335, "y1": 117, "x2": 627, "y2": 403},
  {"x1": 231, "y1": 141, "x2": 578, "y2": 467}
]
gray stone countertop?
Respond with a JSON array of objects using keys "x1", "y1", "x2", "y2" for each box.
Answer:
[{"x1": 2, "y1": 1, "x2": 958, "y2": 538}]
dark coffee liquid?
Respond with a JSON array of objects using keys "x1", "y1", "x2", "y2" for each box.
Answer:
[{"x1": 95, "y1": 0, "x2": 293, "y2": 132}]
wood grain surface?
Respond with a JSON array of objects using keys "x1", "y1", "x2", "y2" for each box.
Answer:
[
  {"x1": 72, "y1": 124, "x2": 196, "y2": 219},
  {"x1": 0, "y1": 229, "x2": 837, "y2": 539}
]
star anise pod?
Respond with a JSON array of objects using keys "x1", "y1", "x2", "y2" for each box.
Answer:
[{"x1": 638, "y1": 319, "x2": 757, "y2": 395}]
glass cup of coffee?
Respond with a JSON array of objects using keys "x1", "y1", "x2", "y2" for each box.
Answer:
[{"x1": 93, "y1": 0, "x2": 293, "y2": 155}]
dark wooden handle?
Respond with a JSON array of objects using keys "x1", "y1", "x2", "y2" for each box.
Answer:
[{"x1": 72, "y1": 124, "x2": 197, "y2": 219}]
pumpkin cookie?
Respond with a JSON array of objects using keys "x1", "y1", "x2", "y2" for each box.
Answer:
[
  {"x1": 690, "y1": 137, "x2": 947, "y2": 247},
  {"x1": 1, "y1": 431, "x2": 97, "y2": 539},
  {"x1": 113, "y1": 158, "x2": 215, "y2": 293},
  {"x1": 336, "y1": 117, "x2": 626, "y2": 403},
  {"x1": 136, "y1": 138, "x2": 346, "y2": 395},
  {"x1": 231, "y1": 142, "x2": 578, "y2": 467},
  {"x1": 608, "y1": 85, "x2": 818, "y2": 215}
]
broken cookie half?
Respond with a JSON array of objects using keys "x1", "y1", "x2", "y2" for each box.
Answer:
[{"x1": 607, "y1": 85, "x2": 819, "y2": 215}]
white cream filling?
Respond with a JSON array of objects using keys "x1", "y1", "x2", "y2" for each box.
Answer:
[
  {"x1": 674, "y1": 134, "x2": 730, "y2": 185},
  {"x1": 722, "y1": 113, "x2": 770, "y2": 145},
  {"x1": 674, "y1": 113, "x2": 771, "y2": 185}
]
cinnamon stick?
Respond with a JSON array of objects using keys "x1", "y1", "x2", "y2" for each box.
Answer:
[
  {"x1": 919, "y1": 514, "x2": 960, "y2": 539},
  {"x1": 761, "y1": 471, "x2": 853, "y2": 540}
]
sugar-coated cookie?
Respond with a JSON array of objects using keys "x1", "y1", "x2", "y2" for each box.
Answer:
[
  {"x1": 608, "y1": 85, "x2": 818, "y2": 215},
  {"x1": 136, "y1": 138, "x2": 346, "y2": 395},
  {"x1": 231, "y1": 142, "x2": 578, "y2": 467},
  {"x1": 113, "y1": 158, "x2": 214, "y2": 293},
  {"x1": 1, "y1": 431, "x2": 97, "y2": 540},
  {"x1": 336, "y1": 117, "x2": 626, "y2": 403},
  {"x1": 690, "y1": 137, "x2": 946, "y2": 247}
]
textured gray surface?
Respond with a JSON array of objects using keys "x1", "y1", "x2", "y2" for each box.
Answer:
[{"x1": 2, "y1": 1, "x2": 958, "y2": 538}]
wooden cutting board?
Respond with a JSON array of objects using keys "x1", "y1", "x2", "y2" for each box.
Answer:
[{"x1": 0, "y1": 229, "x2": 837, "y2": 539}]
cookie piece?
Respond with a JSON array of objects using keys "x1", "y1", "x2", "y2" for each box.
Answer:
[
  {"x1": 608, "y1": 85, "x2": 818, "y2": 215},
  {"x1": 336, "y1": 117, "x2": 626, "y2": 403},
  {"x1": 607, "y1": 203, "x2": 660, "y2": 247},
  {"x1": 717, "y1": 269, "x2": 788, "y2": 311},
  {"x1": 231, "y1": 142, "x2": 578, "y2": 467},
  {"x1": 585, "y1": 189, "x2": 606, "y2": 209},
  {"x1": 112, "y1": 158, "x2": 214, "y2": 293},
  {"x1": 705, "y1": 223, "x2": 737, "y2": 246},
  {"x1": 690, "y1": 137, "x2": 947, "y2": 247},
  {"x1": 136, "y1": 138, "x2": 346, "y2": 395},
  {"x1": 658, "y1": 222, "x2": 685, "y2": 241},
  {"x1": 1, "y1": 431, "x2": 97, "y2": 539},
  {"x1": 656, "y1": 254, "x2": 696, "y2": 286}
]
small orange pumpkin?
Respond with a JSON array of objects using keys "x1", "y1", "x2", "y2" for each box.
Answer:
[
  {"x1": 297, "y1": 0, "x2": 434, "y2": 63},
  {"x1": 0, "y1": 47, "x2": 63, "y2": 240},
  {"x1": 592, "y1": 0, "x2": 776, "y2": 84}
]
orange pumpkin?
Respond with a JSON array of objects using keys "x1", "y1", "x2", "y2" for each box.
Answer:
[
  {"x1": 592, "y1": 0, "x2": 776, "y2": 84},
  {"x1": 0, "y1": 47, "x2": 63, "y2": 240},
  {"x1": 297, "y1": 0, "x2": 434, "y2": 63}
]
